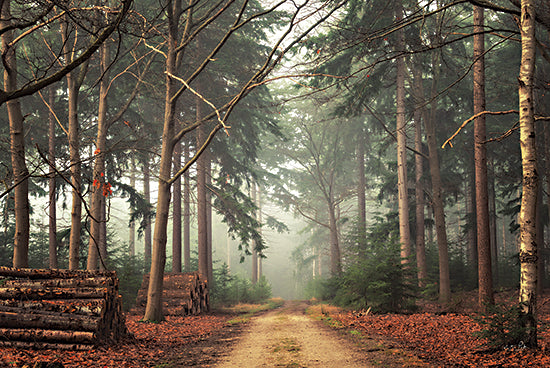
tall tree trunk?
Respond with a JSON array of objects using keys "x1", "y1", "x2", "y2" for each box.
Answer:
[
  {"x1": 129, "y1": 156, "x2": 136, "y2": 257},
  {"x1": 412, "y1": 65, "x2": 427, "y2": 287},
  {"x1": 251, "y1": 183, "x2": 258, "y2": 284},
  {"x1": 473, "y1": 6, "x2": 493, "y2": 308},
  {"x1": 197, "y1": 116, "x2": 208, "y2": 282},
  {"x1": 466, "y1": 166, "x2": 478, "y2": 270},
  {"x1": 395, "y1": 2, "x2": 411, "y2": 263},
  {"x1": 328, "y1": 202, "x2": 341, "y2": 275},
  {"x1": 1, "y1": 0, "x2": 29, "y2": 268},
  {"x1": 144, "y1": 0, "x2": 181, "y2": 322},
  {"x1": 421, "y1": 44, "x2": 451, "y2": 303},
  {"x1": 172, "y1": 122, "x2": 182, "y2": 273},
  {"x1": 357, "y1": 135, "x2": 367, "y2": 239},
  {"x1": 257, "y1": 184, "x2": 263, "y2": 278},
  {"x1": 426, "y1": 115, "x2": 451, "y2": 303},
  {"x1": 518, "y1": 0, "x2": 538, "y2": 347},
  {"x1": 488, "y1": 159, "x2": 498, "y2": 283},
  {"x1": 183, "y1": 142, "x2": 191, "y2": 272},
  {"x1": 62, "y1": 19, "x2": 88, "y2": 271},
  {"x1": 48, "y1": 86, "x2": 58, "y2": 269},
  {"x1": 87, "y1": 41, "x2": 110, "y2": 271},
  {"x1": 143, "y1": 155, "x2": 152, "y2": 268},
  {"x1": 206, "y1": 154, "x2": 213, "y2": 285}
]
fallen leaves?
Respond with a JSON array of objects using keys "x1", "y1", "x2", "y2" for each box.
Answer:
[
  {"x1": 0, "y1": 314, "x2": 232, "y2": 367},
  {"x1": 330, "y1": 291, "x2": 550, "y2": 368}
]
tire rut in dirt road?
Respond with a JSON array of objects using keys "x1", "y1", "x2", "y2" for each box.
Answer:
[{"x1": 215, "y1": 300, "x2": 374, "y2": 368}]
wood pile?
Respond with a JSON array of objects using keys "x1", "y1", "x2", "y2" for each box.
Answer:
[
  {"x1": 133, "y1": 272, "x2": 209, "y2": 316},
  {"x1": 0, "y1": 267, "x2": 128, "y2": 350}
]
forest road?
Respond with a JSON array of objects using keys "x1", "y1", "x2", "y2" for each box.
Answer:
[{"x1": 214, "y1": 300, "x2": 416, "y2": 368}]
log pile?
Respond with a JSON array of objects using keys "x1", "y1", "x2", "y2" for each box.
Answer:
[
  {"x1": 0, "y1": 267, "x2": 128, "y2": 349},
  {"x1": 133, "y1": 272, "x2": 209, "y2": 316}
]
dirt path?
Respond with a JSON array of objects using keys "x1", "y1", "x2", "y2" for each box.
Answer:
[{"x1": 215, "y1": 301, "x2": 425, "y2": 368}]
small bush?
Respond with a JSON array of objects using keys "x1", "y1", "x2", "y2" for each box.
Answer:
[
  {"x1": 211, "y1": 263, "x2": 272, "y2": 307},
  {"x1": 329, "y1": 214, "x2": 417, "y2": 313},
  {"x1": 474, "y1": 303, "x2": 527, "y2": 350}
]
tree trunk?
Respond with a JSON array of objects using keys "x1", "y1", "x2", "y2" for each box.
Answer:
[
  {"x1": 395, "y1": 2, "x2": 411, "y2": 263},
  {"x1": 424, "y1": 96, "x2": 451, "y2": 304},
  {"x1": 251, "y1": 183, "x2": 258, "y2": 284},
  {"x1": 172, "y1": 121, "x2": 182, "y2": 273},
  {"x1": 197, "y1": 120, "x2": 208, "y2": 282},
  {"x1": 328, "y1": 202, "x2": 341, "y2": 275},
  {"x1": 357, "y1": 135, "x2": 367, "y2": 238},
  {"x1": 183, "y1": 142, "x2": 191, "y2": 272},
  {"x1": 1, "y1": 0, "x2": 30, "y2": 268},
  {"x1": 466, "y1": 167, "x2": 478, "y2": 269},
  {"x1": 257, "y1": 184, "x2": 263, "y2": 278},
  {"x1": 48, "y1": 87, "x2": 58, "y2": 269},
  {"x1": 144, "y1": 0, "x2": 180, "y2": 321},
  {"x1": 88, "y1": 41, "x2": 110, "y2": 271},
  {"x1": 129, "y1": 156, "x2": 136, "y2": 257},
  {"x1": 206, "y1": 154, "x2": 213, "y2": 285},
  {"x1": 473, "y1": 5, "x2": 493, "y2": 308},
  {"x1": 518, "y1": 0, "x2": 538, "y2": 347},
  {"x1": 62, "y1": 18, "x2": 88, "y2": 271},
  {"x1": 143, "y1": 154, "x2": 152, "y2": 268},
  {"x1": 421, "y1": 46, "x2": 451, "y2": 303},
  {"x1": 412, "y1": 64, "x2": 427, "y2": 287},
  {"x1": 488, "y1": 159, "x2": 499, "y2": 283}
]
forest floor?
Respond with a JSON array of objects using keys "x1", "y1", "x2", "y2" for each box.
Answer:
[{"x1": 1, "y1": 291, "x2": 550, "y2": 367}]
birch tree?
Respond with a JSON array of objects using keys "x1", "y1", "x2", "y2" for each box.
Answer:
[{"x1": 518, "y1": 0, "x2": 538, "y2": 347}]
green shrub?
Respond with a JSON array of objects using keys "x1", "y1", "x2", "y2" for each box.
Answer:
[
  {"x1": 249, "y1": 275, "x2": 272, "y2": 303},
  {"x1": 308, "y1": 214, "x2": 417, "y2": 313},
  {"x1": 211, "y1": 264, "x2": 272, "y2": 307},
  {"x1": 474, "y1": 303, "x2": 527, "y2": 350}
]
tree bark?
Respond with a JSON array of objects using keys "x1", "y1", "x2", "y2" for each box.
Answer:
[
  {"x1": 1, "y1": 0, "x2": 30, "y2": 268},
  {"x1": 412, "y1": 64, "x2": 427, "y2": 287},
  {"x1": 129, "y1": 156, "x2": 136, "y2": 257},
  {"x1": 257, "y1": 184, "x2": 263, "y2": 278},
  {"x1": 48, "y1": 86, "x2": 58, "y2": 269},
  {"x1": 251, "y1": 183, "x2": 258, "y2": 284},
  {"x1": 88, "y1": 41, "x2": 110, "y2": 271},
  {"x1": 423, "y1": 44, "x2": 451, "y2": 304},
  {"x1": 466, "y1": 166, "x2": 478, "y2": 269},
  {"x1": 395, "y1": 2, "x2": 411, "y2": 263},
  {"x1": 172, "y1": 121, "x2": 182, "y2": 273},
  {"x1": 144, "y1": 0, "x2": 180, "y2": 321},
  {"x1": 62, "y1": 18, "x2": 88, "y2": 271},
  {"x1": 357, "y1": 134, "x2": 367, "y2": 237},
  {"x1": 518, "y1": 0, "x2": 538, "y2": 347},
  {"x1": 473, "y1": 5, "x2": 494, "y2": 308},
  {"x1": 183, "y1": 142, "x2": 191, "y2": 272},
  {"x1": 328, "y1": 202, "x2": 341, "y2": 275},
  {"x1": 143, "y1": 154, "x2": 152, "y2": 268},
  {"x1": 0, "y1": 329, "x2": 95, "y2": 345},
  {"x1": 488, "y1": 158, "x2": 499, "y2": 282},
  {"x1": 197, "y1": 119, "x2": 208, "y2": 283},
  {"x1": 206, "y1": 154, "x2": 213, "y2": 285}
]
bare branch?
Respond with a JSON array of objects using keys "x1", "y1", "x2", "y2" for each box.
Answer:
[{"x1": 442, "y1": 110, "x2": 518, "y2": 148}]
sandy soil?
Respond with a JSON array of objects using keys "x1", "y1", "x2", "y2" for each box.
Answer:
[{"x1": 214, "y1": 301, "x2": 429, "y2": 368}]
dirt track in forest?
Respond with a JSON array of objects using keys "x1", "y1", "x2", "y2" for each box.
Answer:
[{"x1": 213, "y1": 300, "x2": 433, "y2": 368}]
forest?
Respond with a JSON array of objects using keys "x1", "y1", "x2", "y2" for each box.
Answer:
[{"x1": 0, "y1": 0, "x2": 549, "y2": 366}]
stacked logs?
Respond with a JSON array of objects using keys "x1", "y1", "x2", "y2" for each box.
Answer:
[
  {"x1": 133, "y1": 272, "x2": 209, "y2": 316},
  {"x1": 0, "y1": 267, "x2": 128, "y2": 350}
]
